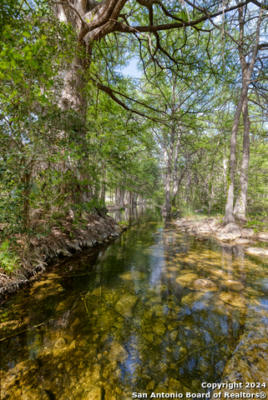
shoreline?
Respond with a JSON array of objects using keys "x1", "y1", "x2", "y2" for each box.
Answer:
[
  {"x1": 173, "y1": 216, "x2": 268, "y2": 257},
  {"x1": 0, "y1": 213, "x2": 122, "y2": 303}
]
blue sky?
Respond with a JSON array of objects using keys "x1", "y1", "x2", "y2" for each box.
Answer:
[{"x1": 120, "y1": 57, "x2": 142, "y2": 78}]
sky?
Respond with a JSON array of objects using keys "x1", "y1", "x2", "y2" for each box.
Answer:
[{"x1": 120, "y1": 57, "x2": 142, "y2": 79}]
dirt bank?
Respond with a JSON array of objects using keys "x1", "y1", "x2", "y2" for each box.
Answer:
[{"x1": 0, "y1": 213, "x2": 122, "y2": 302}]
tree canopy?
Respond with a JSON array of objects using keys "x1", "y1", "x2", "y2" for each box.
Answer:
[{"x1": 0, "y1": 0, "x2": 267, "y2": 249}]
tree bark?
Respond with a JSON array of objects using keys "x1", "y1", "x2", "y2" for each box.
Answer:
[
  {"x1": 163, "y1": 148, "x2": 172, "y2": 219},
  {"x1": 224, "y1": 89, "x2": 245, "y2": 224},
  {"x1": 224, "y1": 6, "x2": 262, "y2": 224},
  {"x1": 234, "y1": 96, "x2": 250, "y2": 220},
  {"x1": 100, "y1": 174, "x2": 106, "y2": 204},
  {"x1": 59, "y1": 54, "x2": 89, "y2": 117}
]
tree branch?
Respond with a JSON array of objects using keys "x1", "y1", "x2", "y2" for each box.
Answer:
[
  {"x1": 114, "y1": 1, "x2": 251, "y2": 34},
  {"x1": 91, "y1": 79, "x2": 169, "y2": 124}
]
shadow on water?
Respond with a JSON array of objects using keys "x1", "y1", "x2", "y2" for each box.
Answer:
[{"x1": 0, "y1": 209, "x2": 267, "y2": 399}]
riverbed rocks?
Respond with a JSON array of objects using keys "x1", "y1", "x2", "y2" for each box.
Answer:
[
  {"x1": 176, "y1": 272, "x2": 198, "y2": 287},
  {"x1": 174, "y1": 217, "x2": 268, "y2": 254},
  {"x1": 213, "y1": 311, "x2": 268, "y2": 395},
  {"x1": 115, "y1": 293, "x2": 137, "y2": 317},
  {"x1": 245, "y1": 247, "x2": 268, "y2": 257},
  {"x1": 1, "y1": 222, "x2": 267, "y2": 399},
  {"x1": 193, "y1": 278, "x2": 217, "y2": 291},
  {"x1": 219, "y1": 291, "x2": 246, "y2": 308},
  {"x1": 108, "y1": 341, "x2": 128, "y2": 362},
  {"x1": 257, "y1": 232, "x2": 268, "y2": 241},
  {"x1": 222, "y1": 279, "x2": 244, "y2": 291},
  {"x1": 241, "y1": 228, "x2": 255, "y2": 238},
  {"x1": 216, "y1": 223, "x2": 242, "y2": 241}
]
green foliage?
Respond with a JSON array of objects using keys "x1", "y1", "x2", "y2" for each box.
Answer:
[
  {"x1": 0, "y1": 0, "x2": 266, "y2": 263},
  {"x1": 245, "y1": 218, "x2": 267, "y2": 232},
  {"x1": 0, "y1": 240, "x2": 19, "y2": 274},
  {"x1": 0, "y1": 1, "x2": 75, "y2": 232}
]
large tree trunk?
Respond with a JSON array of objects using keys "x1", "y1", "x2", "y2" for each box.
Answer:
[
  {"x1": 164, "y1": 149, "x2": 172, "y2": 219},
  {"x1": 224, "y1": 90, "x2": 245, "y2": 224},
  {"x1": 171, "y1": 131, "x2": 181, "y2": 207},
  {"x1": 55, "y1": 1, "x2": 91, "y2": 114},
  {"x1": 224, "y1": 7, "x2": 262, "y2": 224},
  {"x1": 234, "y1": 96, "x2": 250, "y2": 220},
  {"x1": 60, "y1": 54, "x2": 88, "y2": 116},
  {"x1": 100, "y1": 179, "x2": 106, "y2": 205}
]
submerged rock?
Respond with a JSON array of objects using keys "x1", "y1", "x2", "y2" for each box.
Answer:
[
  {"x1": 219, "y1": 291, "x2": 246, "y2": 308},
  {"x1": 193, "y1": 279, "x2": 217, "y2": 291},
  {"x1": 181, "y1": 291, "x2": 204, "y2": 306},
  {"x1": 119, "y1": 271, "x2": 145, "y2": 281},
  {"x1": 108, "y1": 341, "x2": 128, "y2": 362},
  {"x1": 176, "y1": 273, "x2": 198, "y2": 287},
  {"x1": 217, "y1": 325, "x2": 268, "y2": 390},
  {"x1": 222, "y1": 279, "x2": 244, "y2": 291},
  {"x1": 115, "y1": 294, "x2": 137, "y2": 317},
  {"x1": 153, "y1": 321, "x2": 166, "y2": 336}
]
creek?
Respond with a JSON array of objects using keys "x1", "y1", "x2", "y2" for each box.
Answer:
[{"x1": 0, "y1": 209, "x2": 267, "y2": 399}]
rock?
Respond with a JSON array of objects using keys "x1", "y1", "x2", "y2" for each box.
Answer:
[
  {"x1": 176, "y1": 273, "x2": 198, "y2": 287},
  {"x1": 151, "y1": 303, "x2": 163, "y2": 317},
  {"x1": 241, "y1": 228, "x2": 255, "y2": 238},
  {"x1": 246, "y1": 247, "x2": 268, "y2": 257},
  {"x1": 219, "y1": 292, "x2": 246, "y2": 308},
  {"x1": 193, "y1": 278, "x2": 217, "y2": 291},
  {"x1": 196, "y1": 223, "x2": 212, "y2": 234},
  {"x1": 146, "y1": 380, "x2": 156, "y2": 391},
  {"x1": 144, "y1": 332, "x2": 154, "y2": 342},
  {"x1": 222, "y1": 279, "x2": 244, "y2": 291},
  {"x1": 216, "y1": 223, "x2": 241, "y2": 241},
  {"x1": 169, "y1": 378, "x2": 183, "y2": 391},
  {"x1": 223, "y1": 279, "x2": 244, "y2": 292},
  {"x1": 115, "y1": 294, "x2": 137, "y2": 317},
  {"x1": 167, "y1": 266, "x2": 179, "y2": 272},
  {"x1": 170, "y1": 330, "x2": 177, "y2": 341},
  {"x1": 108, "y1": 341, "x2": 128, "y2": 362},
  {"x1": 54, "y1": 337, "x2": 66, "y2": 349},
  {"x1": 217, "y1": 325, "x2": 268, "y2": 390},
  {"x1": 153, "y1": 321, "x2": 166, "y2": 336},
  {"x1": 119, "y1": 271, "x2": 145, "y2": 281},
  {"x1": 234, "y1": 238, "x2": 250, "y2": 245},
  {"x1": 181, "y1": 291, "x2": 204, "y2": 306},
  {"x1": 84, "y1": 387, "x2": 101, "y2": 400},
  {"x1": 257, "y1": 232, "x2": 268, "y2": 242}
]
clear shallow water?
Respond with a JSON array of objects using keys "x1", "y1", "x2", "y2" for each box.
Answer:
[{"x1": 0, "y1": 212, "x2": 267, "y2": 399}]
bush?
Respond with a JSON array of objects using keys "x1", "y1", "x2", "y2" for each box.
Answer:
[{"x1": 0, "y1": 240, "x2": 19, "y2": 274}]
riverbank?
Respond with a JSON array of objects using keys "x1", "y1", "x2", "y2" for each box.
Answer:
[
  {"x1": 0, "y1": 212, "x2": 122, "y2": 302},
  {"x1": 173, "y1": 216, "x2": 268, "y2": 257}
]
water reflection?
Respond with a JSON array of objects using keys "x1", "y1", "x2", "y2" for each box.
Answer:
[
  {"x1": 109, "y1": 205, "x2": 147, "y2": 225},
  {"x1": 0, "y1": 214, "x2": 267, "y2": 399}
]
